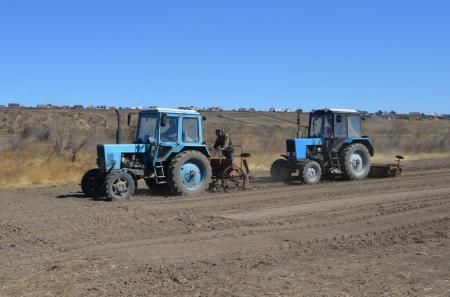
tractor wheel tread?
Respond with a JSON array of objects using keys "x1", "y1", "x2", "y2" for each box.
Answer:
[
  {"x1": 300, "y1": 160, "x2": 322, "y2": 184},
  {"x1": 104, "y1": 171, "x2": 135, "y2": 201},
  {"x1": 341, "y1": 143, "x2": 371, "y2": 180},
  {"x1": 270, "y1": 159, "x2": 291, "y2": 182},
  {"x1": 81, "y1": 168, "x2": 104, "y2": 197},
  {"x1": 168, "y1": 150, "x2": 212, "y2": 196}
]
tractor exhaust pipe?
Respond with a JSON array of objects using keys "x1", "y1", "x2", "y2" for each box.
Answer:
[
  {"x1": 296, "y1": 108, "x2": 302, "y2": 138},
  {"x1": 115, "y1": 108, "x2": 120, "y2": 144}
]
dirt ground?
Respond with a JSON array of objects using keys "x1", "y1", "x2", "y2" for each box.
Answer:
[{"x1": 1, "y1": 159, "x2": 450, "y2": 297}]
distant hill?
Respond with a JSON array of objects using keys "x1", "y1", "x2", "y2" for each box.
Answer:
[{"x1": 0, "y1": 108, "x2": 449, "y2": 186}]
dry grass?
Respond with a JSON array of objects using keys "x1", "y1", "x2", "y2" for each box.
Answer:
[
  {"x1": 0, "y1": 109, "x2": 449, "y2": 187},
  {"x1": 0, "y1": 148, "x2": 94, "y2": 188}
]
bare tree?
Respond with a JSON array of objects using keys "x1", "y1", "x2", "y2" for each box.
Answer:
[{"x1": 69, "y1": 128, "x2": 95, "y2": 162}]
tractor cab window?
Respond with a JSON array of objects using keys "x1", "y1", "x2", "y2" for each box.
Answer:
[
  {"x1": 334, "y1": 114, "x2": 347, "y2": 138},
  {"x1": 348, "y1": 114, "x2": 362, "y2": 137},
  {"x1": 137, "y1": 113, "x2": 157, "y2": 143},
  {"x1": 160, "y1": 116, "x2": 179, "y2": 142},
  {"x1": 309, "y1": 113, "x2": 333, "y2": 138},
  {"x1": 182, "y1": 117, "x2": 199, "y2": 143}
]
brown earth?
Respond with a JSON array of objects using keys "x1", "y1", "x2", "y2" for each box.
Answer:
[{"x1": 1, "y1": 158, "x2": 450, "y2": 297}]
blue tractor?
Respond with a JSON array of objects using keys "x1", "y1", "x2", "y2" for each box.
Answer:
[
  {"x1": 270, "y1": 108, "x2": 374, "y2": 184},
  {"x1": 81, "y1": 108, "x2": 212, "y2": 201}
]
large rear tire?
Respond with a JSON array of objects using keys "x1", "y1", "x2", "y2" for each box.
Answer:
[
  {"x1": 168, "y1": 150, "x2": 212, "y2": 196},
  {"x1": 270, "y1": 159, "x2": 291, "y2": 182},
  {"x1": 81, "y1": 168, "x2": 104, "y2": 197},
  {"x1": 300, "y1": 160, "x2": 321, "y2": 184},
  {"x1": 104, "y1": 171, "x2": 135, "y2": 201},
  {"x1": 342, "y1": 143, "x2": 371, "y2": 180}
]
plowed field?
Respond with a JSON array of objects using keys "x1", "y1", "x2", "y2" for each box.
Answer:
[{"x1": 1, "y1": 159, "x2": 449, "y2": 296}]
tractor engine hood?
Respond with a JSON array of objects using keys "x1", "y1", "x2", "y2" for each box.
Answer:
[{"x1": 97, "y1": 144, "x2": 153, "y2": 171}]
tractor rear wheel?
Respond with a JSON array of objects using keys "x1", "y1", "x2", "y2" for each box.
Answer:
[
  {"x1": 168, "y1": 150, "x2": 212, "y2": 195},
  {"x1": 300, "y1": 160, "x2": 321, "y2": 184},
  {"x1": 81, "y1": 168, "x2": 104, "y2": 197},
  {"x1": 342, "y1": 143, "x2": 371, "y2": 180},
  {"x1": 104, "y1": 171, "x2": 135, "y2": 201},
  {"x1": 270, "y1": 159, "x2": 291, "y2": 182}
]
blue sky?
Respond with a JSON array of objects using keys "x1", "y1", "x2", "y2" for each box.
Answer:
[{"x1": 0, "y1": 0, "x2": 449, "y2": 113}]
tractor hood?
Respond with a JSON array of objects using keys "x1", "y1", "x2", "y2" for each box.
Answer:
[{"x1": 97, "y1": 144, "x2": 153, "y2": 170}]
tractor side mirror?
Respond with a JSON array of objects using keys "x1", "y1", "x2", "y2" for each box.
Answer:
[
  {"x1": 160, "y1": 113, "x2": 167, "y2": 127},
  {"x1": 336, "y1": 114, "x2": 342, "y2": 123}
]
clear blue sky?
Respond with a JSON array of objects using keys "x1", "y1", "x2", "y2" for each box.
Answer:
[{"x1": 0, "y1": 0, "x2": 449, "y2": 113}]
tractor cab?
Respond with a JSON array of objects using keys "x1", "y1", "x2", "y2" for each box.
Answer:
[
  {"x1": 133, "y1": 108, "x2": 208, "y2": 162},
  {"x1": 308, "y1": 109, "x2": 363, "y2": 139}
]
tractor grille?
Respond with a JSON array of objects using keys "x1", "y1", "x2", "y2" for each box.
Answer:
[
  {"x1": 286, "y1": 139, "x2": 296, "y2": 153},
  {"x1": 96, "y1": 145, "x2": 106, "y2": 171}
]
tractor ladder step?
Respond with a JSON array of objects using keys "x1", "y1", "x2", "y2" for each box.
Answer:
[
  {"x1": 154, "y1": 162, "x2": 166, "y2": 179},
  {"x1": 329, "y1": 151, "x2": 342, "y2": 174}
]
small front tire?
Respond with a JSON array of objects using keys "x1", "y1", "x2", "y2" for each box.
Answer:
[
  {"x1": 300, "y1": 161, "x2": 321, "y2": 184},
  {"x1": 104, "y1": 171, "x2": 135, "y2": 201}
]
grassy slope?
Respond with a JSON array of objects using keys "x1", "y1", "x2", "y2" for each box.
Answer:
[{"x1": 1, "y1": 109, "x2": 449, "y2": 187}]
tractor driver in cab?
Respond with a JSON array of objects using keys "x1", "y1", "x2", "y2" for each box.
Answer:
[{"x1": 213, "y1": 128, "x2": 234, "y2": 159}]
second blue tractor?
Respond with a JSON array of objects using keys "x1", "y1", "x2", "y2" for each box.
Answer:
[{"x1": 270, "y1": 108, "x2": 374, "y2": 184}]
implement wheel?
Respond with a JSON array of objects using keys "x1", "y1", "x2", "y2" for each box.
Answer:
[
  {"x1": 222, "y1": 165, "x2": 246, "y2": 192},
  {"x1": 168, "y1": 150, "x2": 212, "y2": 195},
  {"x1": 81, "y1": 168, "x2": 104, "y2": 197}
]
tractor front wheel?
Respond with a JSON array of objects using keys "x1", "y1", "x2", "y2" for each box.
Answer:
[
  {"x1": 81, "y1": 168, "x2": 104, "y2": 197},
  {"x1": 270, "y1": 159, "x2": 291, "y2": 182},
  {"x1": 342, "y1": 143, "x2": 371, "y2": 180},
  {"x1": 104, "y1": 171, "x2": 135, "y2": 201},
  {"x1": 300, "y1": 160, "x2": 321, "y2": 184},
  {"x1": 168, "y1": 150, "x2": 212, "y2": 195}
]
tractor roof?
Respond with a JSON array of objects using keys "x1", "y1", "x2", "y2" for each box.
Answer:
[
  {"x1": 313, "y1": 108, "x2": 359, "y2": 114},
  {"x1": 144, "y1": 107, "x2": 200, "y2": 115}
]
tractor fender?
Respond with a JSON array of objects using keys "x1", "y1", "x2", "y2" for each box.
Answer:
[
  {"x1": 342, "y1": 138, "x2": 374, "y2": 156},
  {"x1": 180, "y1": 145, "x2": 211, "y2": 158}
]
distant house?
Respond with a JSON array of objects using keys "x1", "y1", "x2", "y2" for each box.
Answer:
[
  {"x1": 238, "y1": 108, "x2": 248, "y2": 112},
  {"x1": 60, "y1": 105, "x2": 70, "y2": 109},
  {"x1": 72, "y1": 105, "x2": 84, "y2": 109},
  {"x1": 248, "y1": 108, "x2": 256, "y2": 112},
  {"x1": 269, "y1": 107, "x2": 282, "y2": 112},
  {"x1": 8, "y1": 103, "x2": 21, "y2": 109},
  {"x1": 37, "y1": 104, "x2": 53, "y2": 109},
  {"x1": 284, "y1": 108, "x2": 291, "y2": 112},
  {"x1": 0, "y1": 105, "x2": 6, "y2": 108},
  {"x1": 208, "y1": 107, "x2": 223, "y2": 112},
  {"x1": 409, "y1": 112, "x2": 422, "y2": 120}
]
